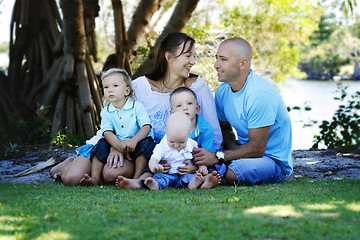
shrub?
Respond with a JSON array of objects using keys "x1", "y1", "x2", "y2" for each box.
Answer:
[{"x1": 312, "y1": 85, "x2": 360, "y2": 150}]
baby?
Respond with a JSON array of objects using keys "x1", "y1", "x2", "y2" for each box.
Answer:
[{"x1": 144, "y1": 112, "x2": 217, "y2": 190}]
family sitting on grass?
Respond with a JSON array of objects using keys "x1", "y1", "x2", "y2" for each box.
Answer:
[{"x1": 50, "y1": 33, "x2": 293, "y2": 189}]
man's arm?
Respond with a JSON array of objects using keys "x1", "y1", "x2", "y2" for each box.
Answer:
[
  {"x1": 220, "y1": 120, "x2": 239, "y2": 150},
  {"x1": 223, "y1": 126, "x2": 270, "y2": 161},
  {"x1": 192, "y1": 120, "x2": 270, "y2": 166}
]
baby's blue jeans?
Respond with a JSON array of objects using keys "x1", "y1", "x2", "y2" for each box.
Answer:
[{"x1": 152, "y1": 173, "x2": 195, "y2": 189}]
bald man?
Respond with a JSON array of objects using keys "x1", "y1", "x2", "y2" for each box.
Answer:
[{"x1": 192, "y1": 38, "x2": 293, "y2": 185}]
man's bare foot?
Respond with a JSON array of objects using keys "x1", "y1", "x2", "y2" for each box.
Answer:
[
  {"x1": 80, "y1": 174, "x2": 98, "y2": 187},
  {"x1": 201, "y1": 171, "x2": 221, "y2": 189},
  {"x1": 49, "y1": 157, "x2": 74, "y2": 179},
  {"x1": 144, "y1": 177, "x2": 159, "y2": 190},
  {"x1": 188, "y1": 172, "x2": 204, "y2": 189},
  {"x1": 115, "y1": 176, "x2": 141, "y2": 190}
]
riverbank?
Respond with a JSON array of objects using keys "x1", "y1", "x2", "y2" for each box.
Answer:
[
  {"x1": 282, "y1": 78, "x2": 360, "y2": 150},
  {"x1": 0, "y1": 145, "x2": 359, "y2": 183}
]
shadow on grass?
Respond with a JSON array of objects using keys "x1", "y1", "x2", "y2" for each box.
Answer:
[{"x1": 0, "y1": 179, "x2": 359, "y2": 239}]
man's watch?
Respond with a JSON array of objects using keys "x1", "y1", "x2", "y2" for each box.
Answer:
[{"x1": 216, "y1": 151, "x2": 225, "y2": 164}]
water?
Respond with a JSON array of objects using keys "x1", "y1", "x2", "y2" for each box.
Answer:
[
  {"x1": 281, "y1": 78, "x2": 360, "y2": 150},
  {"x1": 0, "y1": 53, "x2": 9, "y2": 68}
]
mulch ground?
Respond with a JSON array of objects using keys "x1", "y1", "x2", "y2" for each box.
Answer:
[{"x1": 0, "y1": 145, "x2": 359, "y2": 184}]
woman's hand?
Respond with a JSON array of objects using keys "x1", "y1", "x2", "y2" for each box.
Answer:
[{"x1": 107, "y1": 147, "x2": 124, "y2": 168}]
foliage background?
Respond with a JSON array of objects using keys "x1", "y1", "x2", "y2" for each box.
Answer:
[{"x1": 0, "y1": 0, "x2": 359, "y2": 149}]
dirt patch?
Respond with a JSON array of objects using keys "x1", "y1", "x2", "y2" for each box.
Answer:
[
  {"x1": 0, "y1": 145, "x2": 76, "y2": 183},
  {"x1": 286, "y1": 149, "x2": 360, "y2": 180},
  {"x1": 0, "y1": 145, "x2": 359, "y2": 183}
]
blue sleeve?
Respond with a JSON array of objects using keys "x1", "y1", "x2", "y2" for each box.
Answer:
[
  {"x1": 247, "y1": 91, "x2": 277, "y2": 129},
  {"x1": 215, "y1": 85, "x2": 227, "y2": 122},
  {"x1": 135, "y1": 101, "x2": 151, "y2": 128},
  {"x1": 100, "y1": 107, "x2": 115, "y2": 134},
  {"x1": 199, "y1": 127, "x2": 216, "y2": 152}
]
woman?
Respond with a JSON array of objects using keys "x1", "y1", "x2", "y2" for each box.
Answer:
[
  {"x1": 50, "y1": 33, "x2": 223, "y2": 186},
  {"x1": 132, "y1": 33, "x2": 222, "y2": 148}
]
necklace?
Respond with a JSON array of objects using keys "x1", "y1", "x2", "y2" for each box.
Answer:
[{"x1": 150, "y1": 79, "x2": 185, "y2": 93}]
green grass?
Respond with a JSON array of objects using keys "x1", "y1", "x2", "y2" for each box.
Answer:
[{"x1": 0, "y1": 179, "x2": 359, "y2": 240}]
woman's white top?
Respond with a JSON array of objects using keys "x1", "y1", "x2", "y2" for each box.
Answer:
[{"x1": 132, "y1": 75, "x2": 223, "y2": 150}]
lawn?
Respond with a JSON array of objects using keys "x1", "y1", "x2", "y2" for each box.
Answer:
[{"x1": 0, "y1": 178, "x2": 359, "y2": 240}]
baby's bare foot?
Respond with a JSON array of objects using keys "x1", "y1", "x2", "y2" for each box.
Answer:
[
  {"x1": 144, "y1": 177, "x2": 159, "y2": 190},
  {"x1": 188, "y1": 172, "x2": 204, "y2": 189},
  {"x1": 115, "y1": 176, "x2": 141, "y2": 189},
  {"x1": 80, "y1": 174, "x2": 97, "y2": 187},
  {"x1": 201, "y1": 171, "x2": 221, "y2": 189}
]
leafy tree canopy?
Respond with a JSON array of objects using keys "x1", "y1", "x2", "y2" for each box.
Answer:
[{"x1": 178, "y1": 0, "x2": 321, "y2": 86}]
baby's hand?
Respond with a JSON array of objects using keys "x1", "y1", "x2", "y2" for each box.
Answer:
[
  {"x1": 118, "y1": 141, "x2": 128, "y2": 152},
  {"x1": 123, "y1": 138, "x2": 137, "y2": 152},
  {"x1": 159, "y1": 160, "x2": 170, "y2": 173},
  {"x1": 153, "y1": 164, "x2": 164, "y2": 173},
  {"x1": 197, "y1": 165, "x2": 208, "y2": 176}
]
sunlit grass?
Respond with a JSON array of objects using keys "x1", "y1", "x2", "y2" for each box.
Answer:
[
  {"x1": 0, "y1": 178, "x2": 359, "y2": 239},
  {"x1": 302, "y1": 203, "x2": 336, "y2": 210},
  {"x1": 346, "y1": 202, "x2": 360, "y2": 212},
  {"x1": 244, "y1": 204, "x2": 303, "y2": 217},
  {"x1": 37, "y1": 230, "x2": 71, "y2": 240}
]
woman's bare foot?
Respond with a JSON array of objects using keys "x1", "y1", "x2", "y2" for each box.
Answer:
[
  {"x1": 53, "y1": 172, "x2": 62, "y2": 182},
  {"x1": 201, "y1": 171, "x2": 221, "y2": 189},
  {"x1": 144, "y1": 177, "x2": 159, "y2": 190},
  {"x1": 188, "y1": 172, "x2": 204, "y2": 189},
  {"x1": 115, "y1": 176, "x2": 141, "y2": 189},
  {"x1": 80, "y1": 174, "x2": 98, "y2": 186},
  {"x1": 50, "y1": 157, "x2": 74, "y2": 179}
]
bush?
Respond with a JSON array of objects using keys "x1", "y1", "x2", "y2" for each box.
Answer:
[
  {"x1": 299, "y1": 53, "x2": 350, "y2": 80},
  {"x1": 313, "y1": 85, "x2": 360, "y2": 150}
]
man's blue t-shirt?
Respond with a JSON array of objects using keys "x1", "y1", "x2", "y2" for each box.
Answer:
[{"x1": 215, "y1": 70, "x2": 293, "y2": 175}]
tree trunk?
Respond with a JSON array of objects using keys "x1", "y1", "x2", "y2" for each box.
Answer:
[
  {"x1": 133, "y1": 0, "x2": 200, "y2": 78},
  {"x1": 83, "y1": 0, "x2": 100, "y2": 62},
  {"x1": 112, "y1": 0, "x2": 130, "y2": 73},
  {"x1": 0, "y1": 72, "x2": 23, "y2": 145},
  {"x1": 5, "y1": 0, "x2": 63, "y2": 143},
  {"x1": 56, "y1": 0, "x2": 101, "y2": 138},
  {"x1": 110, "y1": 0, "x2": 166, "y2": 75},
  {"x1": 353, "y1": 51, "x2": 360, "y2": 79}
]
